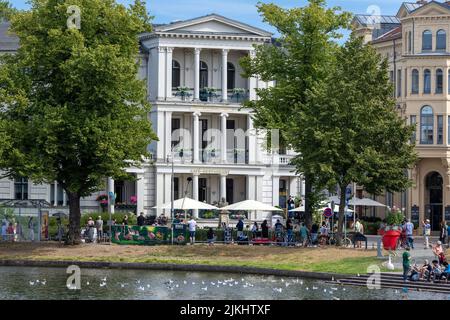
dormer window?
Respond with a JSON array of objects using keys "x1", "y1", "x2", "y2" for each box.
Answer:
[{"x1": 422, "y1": 30, "x2": 432, "y2": 51}]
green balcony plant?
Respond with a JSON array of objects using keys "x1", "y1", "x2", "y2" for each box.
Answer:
[{"x1": 175, "y1": 86, "x2": 192, "y2": 101}]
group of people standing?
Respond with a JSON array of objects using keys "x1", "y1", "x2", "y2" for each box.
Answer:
[{"x1": 1, "y1": 217, "x2": 36, "y2": 242}]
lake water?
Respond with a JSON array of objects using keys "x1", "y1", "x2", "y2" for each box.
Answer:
[{"x1": 0, "y1": 266, "x2": 447, "y2": 300}]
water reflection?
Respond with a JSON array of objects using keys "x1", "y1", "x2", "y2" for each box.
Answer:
[{"x1": 0, "y1": 266, "x2": 445, "y2": 300}]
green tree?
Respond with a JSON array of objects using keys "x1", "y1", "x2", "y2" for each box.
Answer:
[
  {"x1": 241, "y1": 0, "x2": 350, "y2": 227},
  {"x1": 0, "y1": 0, "x2": 157, "y2": 244},
  {"x1": 292, "y1": 35, "x2": 417, "y2": 245}
]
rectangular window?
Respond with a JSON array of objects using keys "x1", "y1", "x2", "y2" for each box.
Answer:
[
  {"x1": 438, "y1": 115, "x2": 444, "y2": 144},
  {"x1": 448, "y1": 116, "x2": 450, "y2": 144},
  {"x1": 397, "y1": 69, "x2": 402, "y2": 97},
  {"x1": 410, "y1": 115, "x2": 417, "y2": 143},
  {"x1": 171, "y1": 118, "x2": 181, "y2": 149},
  {"x1": 14, "y1": 177, "x2": 28, "y2": 200},
  {"x1": 405, "y1": 69, "x2": 408, "y2": 96}
]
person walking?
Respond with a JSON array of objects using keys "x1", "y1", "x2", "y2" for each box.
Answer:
[
  {"x1": 28, "y1": 217, "x2": 35, "y2": 242},
  {"x1": 402, "y1": 247, "x2": 411, "y2": 282},
  {"x1": 15, "y1": 222, "x2": 23, "y2": 242},
  {"x1": 299, "y1": 223, "x2": 309, "y2": 247},
  {"x1": 405, "y1": 219, "x2": 415, "y2": 249},
  {"x1": 422, "y1": 219, "x2": 431, "y2": 249},
  {"x1": 187, "y1": 216, "x2": 197, "y2": 245},
  {"x1": 96, "y1": 216, "x2": 103, "y2": 242},
  {"x1": 251, "y1": 222, "x2": 259, "y2": 239},
  {"x1": 354, "y1": 219, "x2": 364, "y2": 248},
  {"x1": 310, "y1": 222, "x2": 319, "y2": 246},
  {"x1": 432, "y1": 240, "x2": 446, "y2": 264},
  {"x1": 286, "y1": 218, "x2": 293, "y2": 245},
  {"x1": 6, "y1": 223, "x2": 14, "y2": 242},
  {"x1": 440, "y1": 221, "x2": 448, "y2": 245},
  {"x1": 1, "y1": 222, "x2": 7, "y2": 241}
]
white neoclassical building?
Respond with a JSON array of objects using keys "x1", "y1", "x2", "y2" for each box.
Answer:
[{"x1": 0, "y1": 14, "x2": 304, "y2": 220}]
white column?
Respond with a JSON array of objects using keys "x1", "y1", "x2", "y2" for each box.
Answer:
[
  {"x1": 156, "y1": 110, "x2": 165, "y2": 161},
  {"x1": 165, "y1": 111, "x2": 172, "y2": 157},
  {"x1": 246, "y1": 176, "x2": 256, "y2": 200},
  {"x1": 248, "y1": 50, "x2": 257, "y2": 101},
  {"x1": 53, "y1": 181, "x2": 58, "y2": 206},
  {"x1": 256, "y1": 176, "x2": 263, "y2": 202},
  {"x1": 157, "y1": 46, "x2": 166, "y2": 100},
  {"x1": 164, "y1": 174, "x2": 172, "y2": 207},
  {"x1": 272, "y1": 176, "x2": 280, "y2": 207},
  {"x1": 193, "y1": 112, "x2": 201, "y2": 163},
  {"x1": 193, "y1": 174, "x2": 199, "y2": 218},
  {"x1": 221, "y1": 49, "x2": 229, "y2": 101},
  {"x1": 289, "y1": 177, "x2": 298, "y2": 198},
  {"x1": 107, "y1": 177, "x2": 115, "y2": 214},
  {"x1": 63, "y1": 190, "x2": 67, "y2": 206},
  {"x1": 247, "y1": 115, "x2": 256, "y2": 164},
  {"x1": 156, "y1": 173, "x2": 164, "y2": 216},
  {"x1": 136, "y1": 173, "x2": 145, "y2": 215},
  {"x1": 166, "y1": 47, "x2": 173, "y2": 99},
  {"x1": 220, "y1": 113, "x2": 228, "y2": 163},
  {"x1": 194, "y1": 48, "x2": 201, "y2": 101},
  {"x1": 220, "y1": 174, "x2": 227, "y2": 202},
  {"x1": 445, "y1": 67, "x2": 449, "y2": 96}
]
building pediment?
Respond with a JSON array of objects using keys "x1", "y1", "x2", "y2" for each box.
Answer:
[
  {"x1": 407, "y1": 1, "x2": 450, "y2": 17},
  {"x1": 153, "y1": 14, "x2": 272, "y2": 38}
]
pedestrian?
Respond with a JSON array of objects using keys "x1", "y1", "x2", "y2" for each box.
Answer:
[
  {"x1": 15, "y1": 222, "x2": 22, "y2": 242},
  {"x1": 137, "y1": 212, "x2": 145, "y2": 226},
  {"x1": 354, "y1": 219, "x2": 364, "y2": 248},
  {"x1": 1, "y1": 222, "x2": 6, "y2": 241},
  {"x1": 299, "y1": 222, "x2": 309, "y2": 247},
  {"x1": 261, "y1": 220, "x2": 269, "y2": 238},
  {"x1": 405, "y1": 219, "x2": 415, "y2": 249},
  {"x1": 402, "y1": 247, "x2": 411, "y2": 282},
  {"x1": 236, "y1": 217, "x2": 244, "y2": 238},
  {"x1": 96, "y1": 216, "x2": 103, "y2": 242},
  {"x1": 422, "y1": 219, "x2": 431, "y2": 249},
  {"x1": 207, "y1": 227, "x2": 215, "y2": 246},
  {"x1": 319, "y1": 221, "x2": 329, "y2": 245},
  {"x1": 440, "y1": 221, "x2": 448, "y2": 245},
  {"x1": 187, "y1": 216, "x2": 197, "y2": 245},
  {"x1": 286, "y1": 218, "x2": 293, "y2": 245},
  {"x1": 310, "y1": 222, "x2": 319, "y2": 246},
  {"x1": 28, "y1": 217, "x2": 35, "y2": 242},
  {"x1": 287, "y1": 196, "x2": 295, "y2": 218},
  {"x1": 6, "y1": 223, "x2": 14, "y2": 242},
  {"x1": 251, "y1": 222, "x2": 259, "y2": 239}
]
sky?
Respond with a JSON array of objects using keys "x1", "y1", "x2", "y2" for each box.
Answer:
[{"x1": 8, "y1": 0, "x2": 408, "y2": 35}]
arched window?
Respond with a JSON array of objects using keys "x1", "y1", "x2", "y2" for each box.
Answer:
[
  {"x1": 424, "y1": 69, "x2": 431, "y2": 94},
  {"x1": 411, "y1": 69, "x2": 419, "y2": 94},
  {"x1": 436, "y1": 29, "x2": 447, "y2": 51},
  {"x1": 422, "y1": 30, "x2": 432, "y2": 51},
  {"x1": 200, "y1": 61, "x2": 208, "y2": 89},
  {"x1": 420, "y1": 106, "x2": 434, "y2": 144},
  {"x1": 436, "y1": 68, "x2": 443, "y2": 93},
  {"x1": 227, "y1": 62, "x2": 235, "y2": 90},
  {"x1": 172, "y1": 60, "x2": 181, "y2": 88}
]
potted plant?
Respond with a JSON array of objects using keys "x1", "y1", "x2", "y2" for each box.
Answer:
[
  {"x1": 96, "y1": 194, "x2": 109, "y2": 212},
  {"x1": 231, "y1": 88, "x2": 246, "y2": 102},
  {"x1": 379, "y1": 206, "x2": 405, "y2": 250},
  {"x1": 175, "y1": 86, "x2": 192, "y2": 101},
  {"x1": 200, "y1": 87, "x2": 218, "y2": 102}
]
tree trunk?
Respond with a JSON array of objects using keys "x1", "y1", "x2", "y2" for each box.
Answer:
[
  {"x1": 304, "y1": 176, "x2": 313, "y2": 229},
  {"x1": 336, "y1": 185, "x2": 347, "y2": 246},
  {"x1": 66, "y1": 191, "x2": 82, "y2": 245}
]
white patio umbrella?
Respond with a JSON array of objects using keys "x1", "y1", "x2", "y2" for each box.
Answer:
[
  {"x1": 289, "y1": 205, "x2": 354, "y2": 213},
  {"x1": 153, "y1": 197, "x2": 219, "y2": 211},
  {"x1": 220, "y1": 200, "x2": 283, "y2": 221},
  {"x1": 326, "y1": 196, "x2": 385, "y2": 207}
]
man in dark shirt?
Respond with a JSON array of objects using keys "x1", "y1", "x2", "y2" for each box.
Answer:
[{"x1": 137, "y1": 212, "x2": 145, "y2": 226}]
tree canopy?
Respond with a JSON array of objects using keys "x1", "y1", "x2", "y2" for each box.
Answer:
[{"x1": 0, "y1": 0, "x2": 157, "y2": 243}]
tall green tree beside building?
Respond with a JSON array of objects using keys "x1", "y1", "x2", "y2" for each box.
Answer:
[
  {"x1": 0, "y1": 0, "x2": 156, "y2": 244},
  {"x1": 241, "y1": 0, "x2": 350, "y2": 227},
  {"x1": 294, "y1": 35, "x2": 416, "y2": 245}
]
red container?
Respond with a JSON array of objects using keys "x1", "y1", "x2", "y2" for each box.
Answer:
[{"x1": 382, "y1": 229, "x2": 401, "y2": 250}]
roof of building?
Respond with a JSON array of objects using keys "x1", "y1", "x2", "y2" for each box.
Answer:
[
  {"x1": 371, "y1": 26, "x2": 403, "y2": 44},
  {"x1": 408, "y1": 0, "x2": 450, "y2": 13},
  {"x1": 353, "y1": 14, "x2": 401, "y2": 27},
  {"x1": 0, "y1": 20, "x2": 19, "y2": 52}
]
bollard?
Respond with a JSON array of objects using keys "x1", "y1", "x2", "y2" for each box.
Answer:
[{"x1": 377, "y1": 238, "x2": 383, "y2": 258}]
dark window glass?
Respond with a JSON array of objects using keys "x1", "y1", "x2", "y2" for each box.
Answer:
[
  {"x1": 172, "y1": 60, "x2": 181, "y2": 88},
  {"x1": 412, "y1": 69, "x2": 419, "y2": 94},
  {"x1": 420, "y1": 106, "x2": 434, "y2": 144},
  {"x1": 424, "y1": 69, "x2": 431, "y2": 94},
  {"x1": 14, "y1": 177, "x2": 28, "y2": 200},
  {"x1": 437, "y1": 30, "x2": 446, "y2": 51},
  {"x1": 436, "y1": 69, "x2": 443, "y2": 94},
  {"x1": 422, "y1": 30, "x2": 432, "y2": 51},
  {"x1": 410, "y1": 115, "x2": 417, "y2": 143},
  {"x1": 438, "y1": 115, "x2": 443, "y2": 144},
  {"x1": 227, "y1": 62, "x2": 235, "y2": 90}
]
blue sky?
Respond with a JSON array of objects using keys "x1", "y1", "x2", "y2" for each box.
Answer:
[{"x1": 9, "y1": 0, "x2": 407, "y2": 34}]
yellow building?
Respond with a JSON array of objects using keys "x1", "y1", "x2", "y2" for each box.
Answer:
[{"x1": 353, "y1": 1, "x2": 450, "y2": 231}]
